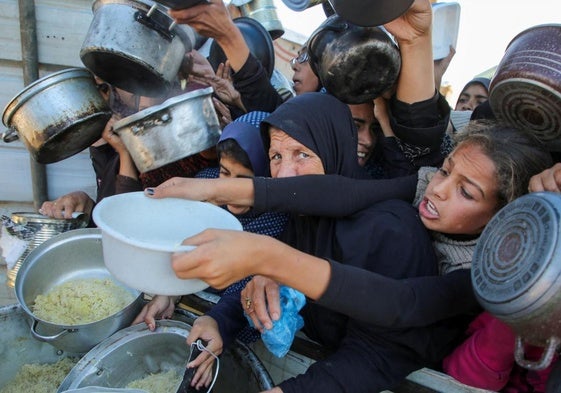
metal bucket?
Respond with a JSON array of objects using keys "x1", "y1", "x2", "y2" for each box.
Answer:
[
  {"x1": 57, "y1": 318, "x2": 274, "y2": 392},
  {"x1": 489, "y1": 24, "x2": 561, "y2": 151},
  {"x1": 472, "y1": 192, "x2": 561, "y2": 370},
  {"x1": 112, "y1": 87, "x2": 220, "y2": 173},
  {"x1": 15, "y1": 228, "x2": 144, "y2": 354},
  {"x1": 238, "y1": 0, "x2": 285, "y2": 40},
  {"x1": 6, "y1": 212, "x2": 88, "y2": 288}
]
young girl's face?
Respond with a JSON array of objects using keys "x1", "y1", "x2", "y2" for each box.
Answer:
[
  {"x1": 219, "y1": 155, "x2": 254, "y2": 215},
  {"x1": 418, "y1": 143, "x2": 499, "y2": 235}
]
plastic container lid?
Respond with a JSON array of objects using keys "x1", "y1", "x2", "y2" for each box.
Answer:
[{"x1": 432, "y1": 2, "x2": 461, "y2": 60}]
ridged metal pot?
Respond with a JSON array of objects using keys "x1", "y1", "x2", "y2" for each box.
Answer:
[
  {"x1": 1, "y1": 68, "x2": 112, "y2": 163},
  {"x1": 490, "y1": 24, "x2": 561, "y2": 151},
  {"x1": 472, "y1": 192, "x2": 561, "y2": 370},
  {"x1": 6, "y1": 212, "x2": 88, "y2": 288},
  {"x1": 15, "y1": 229, "x2": 143, "y2": 354}
]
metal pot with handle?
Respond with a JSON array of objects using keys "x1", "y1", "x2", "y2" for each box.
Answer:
[
  {"x1": 112, "y1": 87, "x2": 220, "y2": 173},
  {"x1": 307, "y1": 15, "x2": 401, "y2": 104},
  {"x1": 15, "y1": 229, "x2": 144, "y2": 354},
  {"x1": 472, "y1": 192, "x2": 561, "y2": 370},
  {"x1": 2, "y1": 68, "x2": 112, "y2": 164},
  {"x1": 80, "y1": 0, "x2": 197, "y2": 97},
  {"x1": 490, "y1": 24, "x2": 561, "y2": 151}
]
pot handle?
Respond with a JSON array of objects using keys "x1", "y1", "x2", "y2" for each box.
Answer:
[
  {"x1": 30, "y1": 319, "x2": 76, "y2": 342},
  {"x1": 2, "y1": 127, "x2": 19, "y2": 143},
  {"x1": 514, "y1": 335, "x2": 561, "y2": 370},
  {"x1": 130, "y1": 111, "x2": 172, "y2": 134}
]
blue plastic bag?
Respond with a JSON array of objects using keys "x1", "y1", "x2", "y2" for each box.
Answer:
[{"x1": 246, "y1": 286, "x2": 306, "y2": 358}]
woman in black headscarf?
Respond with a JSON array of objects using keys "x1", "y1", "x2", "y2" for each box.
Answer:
[{"x1": 147, "y1": 93, "x2": 460, "y2": 393}]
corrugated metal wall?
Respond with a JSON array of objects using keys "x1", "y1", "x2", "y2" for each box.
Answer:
[{"x1": 0, "y1": 0, "x2": 96, "y2": 203}]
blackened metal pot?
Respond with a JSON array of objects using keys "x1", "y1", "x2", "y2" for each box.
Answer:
[
  {"x1": 307, "y1": 15, "x2": 401, "y2": 104},
  {"x1": 1, "y1": 68, "x2": 112, "y2": 164}
]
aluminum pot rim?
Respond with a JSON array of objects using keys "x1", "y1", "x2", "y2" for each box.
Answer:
[
  {"x1": 112, "y1": 87, "x2": 214, "y2": 129},
  {"x1": 1, "y1": 68, "x2": 96, "y2": 128},
  {"x1": 91, "y1": 0, "x2": 194, "y2": 48}
]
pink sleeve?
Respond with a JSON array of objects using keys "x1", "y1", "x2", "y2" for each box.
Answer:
[{"x1": 443, "y1": 312, "x2": 516, "y2": 391}]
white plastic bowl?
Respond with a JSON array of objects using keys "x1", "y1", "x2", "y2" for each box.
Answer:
[{"x1": 92, "y1": 192, "x2": 242, "y2": 295}]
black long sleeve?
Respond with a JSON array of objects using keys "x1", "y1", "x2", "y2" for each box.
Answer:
[
  {"x1": 318, "y1": 263, "x2": 480, "y2": 328},
  {"x1": 252, "y1": 174, "x2": 417, "y2": 217}
]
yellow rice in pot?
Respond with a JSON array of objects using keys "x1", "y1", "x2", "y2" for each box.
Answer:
[{"x1": 33, "y1": 278, "x2": 135, "y2": 325}]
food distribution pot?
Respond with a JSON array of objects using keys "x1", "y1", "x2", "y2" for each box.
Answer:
[
  {"x1": 80, "y1": 0, "x2": 196, "y2": 96},
  {"x1": 472, "y1": 192, "x2": 561, "y2": 370},
  {"x1": 1, "y1": 68, "x2": 111, "y2": 163},
  {"x1": 112, "y1": 87, "x2": 220, "y2": 173},
  {"x1": 14, "y1": 228, "x2": 143, "y2": 354},
  {"x1": 57, "y1": 318, "x2": 274, "y2": 392},
  {"x1": 489, "y1": 24, "x2": 561, "y2": 151}
]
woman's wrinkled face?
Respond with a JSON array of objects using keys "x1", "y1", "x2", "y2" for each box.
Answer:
[
  {"x1": 219, "y1": 155, "x2": 254, "y2": 215},
  {"x1": 268, "y1": 127, "x2": 324, "y2": 178},
  {"x1": 418, "y1": 143, "x2": 499, "y2": 235}
]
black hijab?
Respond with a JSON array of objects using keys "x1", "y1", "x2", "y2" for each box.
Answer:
[
  {"x1": 259, "y1": 92, "x2": 369, "y2": 268},
  {"x1": 260, "y1": 92, "x2": 368, "y2": 180}
]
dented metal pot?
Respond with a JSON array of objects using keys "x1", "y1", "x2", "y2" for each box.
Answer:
[
  {"x1": 1, "y1": 68, "x2": 112, "y2": 164},
  {"x1": 81, "y1": 0, "x2": 196, "y2": 97},
  {"x1": 112, "y1": 87, "x2": 220, "y2": 173}
]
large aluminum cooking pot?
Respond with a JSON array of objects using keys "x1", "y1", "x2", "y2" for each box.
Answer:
[
  {"x1": 14, "y1": 228, "x2": 143, "y2": 354},
  {"x1": 489, "y1": 24, "x2": 561, "y2": 151},
  {"x1": 472, "y1": 192, "x2": 561, "y2": 370},
  {"x1": 112, "y1": 87, "x2": 220, "y2": 173},
  {"x1": 1, "y1": 68, "x2": 112, "y2": 164},
  {"x1": 81, "y1": 0, "x2": 196, "y2": 97},
  {"x1": 307, "y1": 15, "x2": 401, "y2": 104},
  {"x1": 57, "y1": 318, "x2": 274, "y2": 392}
]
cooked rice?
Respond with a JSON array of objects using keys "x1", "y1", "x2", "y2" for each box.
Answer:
[
  {"x1": 0, "y1": 357, "x2": 76, "y2": 393},
  {"x1": 126, "y1": 369, "x2": 181, "y2": 393},
  {"x1": 33, "y1": 278, "x2": 135, "y2": 325}
]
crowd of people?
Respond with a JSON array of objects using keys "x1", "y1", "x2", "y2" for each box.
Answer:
[{"x1": 35, "y1": 0, "x2": 561, "y2": 392}]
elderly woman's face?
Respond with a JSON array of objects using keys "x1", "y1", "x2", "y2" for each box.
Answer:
[
  {"x1": 418, "y1": 143, "x2": 499, "y2": 235},
  {"x1": 268, "y1": 127, "x2": 324, "y2": 178}
]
